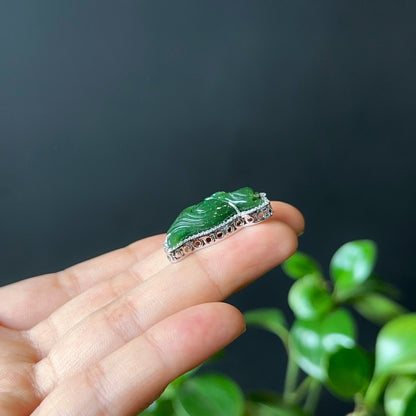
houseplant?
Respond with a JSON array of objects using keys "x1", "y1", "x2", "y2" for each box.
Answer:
[{"x1": 140, "y1": 240, "x2": 415, "y2": 416}]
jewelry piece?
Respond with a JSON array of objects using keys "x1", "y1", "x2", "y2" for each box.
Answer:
[{"x1": 164, "y1": 187, "x2": 273, "y2": 262}]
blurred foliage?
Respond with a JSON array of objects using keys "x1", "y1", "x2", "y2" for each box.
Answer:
[{"x1": 139, "y1": 240, "x2": 415, "y2": 416}]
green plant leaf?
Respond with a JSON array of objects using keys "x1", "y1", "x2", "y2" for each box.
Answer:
[
  {"x1": 326, "y1": 347, "x2": 373, "y2": 398},
  {"x1": 139, "y1": 399, "x2": 175, "y2": 416},
  {"x1": 404, "y1": 395, "x2": 416, "y2": 416},
  {"x1": 375, "y1": 314, "x2": 416, "y2": 377},
  {"x1": 363, "y1": 275, "x2": 401, "y2": 299},
  {"x1": 244, "y1": 308, "x2": 288, "y2": 344},
  {"x1": 245, "y1": 401, "x2": 307, "y2": 416},
  {"x1": 288, "y1": 275, "x2": 334, "y2": 320},
  {"x1": 142, "y1": 369, "x2": 202, "y2": 415},
  {"x1": 385, "y1": 376, "x2": 416, "y2": 416},
  {"x1": 159, "y1": 367, "x2": 201, "y2": 401},
  {"x1": 354, "y1": 293, "x2": 406, "y2": 325},
  {"x1": 290, "y1": 309, "x2": 356, "y2": 381},
  {"x1": 245, "y1": 392, "x2": 307, "y2": 416},
  {"x1": 331, "y1": 274, "x2": 400, "y2": 303},
  {"x1": 330, "y1": 240, "x2": 377, "y2": 298},
  {"x1": 174, "y1": 373, "x2": 244, "y2": 416},
  {"x1": 282, "y1": 252, "x2": 322, "y2": 280}
]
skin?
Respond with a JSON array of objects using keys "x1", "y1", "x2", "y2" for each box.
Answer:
[{"x1": 0, "y1": 201, "x2": 304, "y2": 416}]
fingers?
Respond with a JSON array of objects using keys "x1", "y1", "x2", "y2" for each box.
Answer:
[
  {"x1": 28, "y1": 249, "x2": 168, "y2": 354},
  {"x1": 32, "y1": 219, "x2": 297, "y2": 393},
  {"x1": 27, "y1": 200, "x2": 303, "y2": 351},
  {"x1": 0, "y1": 327, "x2": 38, "y2": 363},
  {"x1": 0, "y1": 234, "x2": 165, "y2": 329},
  {"x1": 271, "y1": 201, "x2": 305, "y2": 236},
  {"x1": 0, "y1": 200, "x2": 303, "y2": 332},
  {"x1": 32, "y1": 303, "x2": 245, "y2": 416}
]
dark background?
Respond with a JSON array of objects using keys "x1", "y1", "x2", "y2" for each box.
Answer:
[{"x1": 1, "y1": 1, "x2": 415, "y2": 414}]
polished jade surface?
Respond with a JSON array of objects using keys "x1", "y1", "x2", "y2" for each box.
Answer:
[{"x1": 165, "y1": 187, "x2": 264, "y2": 249}]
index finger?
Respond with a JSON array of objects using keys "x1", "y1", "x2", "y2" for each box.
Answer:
[
  {"x1": 0, "y1": 235, "x2": 166, "y2": 329},
  {"x1": 0, "y1": 201, "x2": 304, "y2": 330}
]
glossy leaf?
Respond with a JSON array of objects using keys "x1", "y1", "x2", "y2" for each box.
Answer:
[
  {"x1": 404, "y1": 395, "x2": 416, "y2": 416},
  {"x1": 385, "y1": 376, "x2": 416, "y2": 416},
  {"x1": 245, "y1": 392, "x2": 307, "y2": 416},
  {"x1": 354, "y1": 293, "x2": 406, "y2": 325},
  {"x1": 140, "y1": 399, "x2": 175, "y2": 416},
  {"x1": 159, "y1": 367, "x2": 201, "y2": 401},
  {"x1": 331, "y1": 273, "x2": 399, "y2": 302},
  {"x1": 244, "y1": 308, "x2": 288, "y2": 343},
  {"x1": 174, "y1": 373, "x2": 244, "y2": 416},
  {"x1": 330, "y1": 240, "x2": 377, "y2": 297},
  {"x1": 327, "y1": 347, "x2": 373, "y2": 398},
  {"x1": 290, "y1": 309, "x2": 356, "y2": 381},
  {"x1": 375, "y1": 314, "x2": 416, "y2": 377},
  {"x1": 282, "y1": 252, "x2": 322, "y2": 280},
  {"x1": 288, "y1": 275, "x2": 334, "y2": 320},
  {"x1": 362, "y1": 274, "x2": 401, "y2": 299},
  {"x1": 245, "y1": 401, "x2": 306, "y2": 416}
]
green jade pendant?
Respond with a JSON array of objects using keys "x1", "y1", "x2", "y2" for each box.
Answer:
[{"x1": 164, "y1": 187, "x2": 273, "y2": 262}]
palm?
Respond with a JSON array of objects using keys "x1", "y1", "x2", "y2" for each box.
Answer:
[{"x1": 0, "y1": 201, "x2": 303, "y2": 416}]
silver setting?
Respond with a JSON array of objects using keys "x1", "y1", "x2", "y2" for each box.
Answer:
[{"x1": 164, "y1": 193, "x2": 273, "y2": 263}]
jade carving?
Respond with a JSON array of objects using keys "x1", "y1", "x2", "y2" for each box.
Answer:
[{"x1": 164, "y1": 187, "x2": 273, "y2": 262}]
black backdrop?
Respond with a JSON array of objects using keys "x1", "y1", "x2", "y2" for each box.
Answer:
[{"x1": 1, "y1": 2, "x2": 415, "y2": 414}]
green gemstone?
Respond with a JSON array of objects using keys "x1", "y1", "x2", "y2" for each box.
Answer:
[{"x1": 165, "y1": 187, "x2": 264, "y2": 250}]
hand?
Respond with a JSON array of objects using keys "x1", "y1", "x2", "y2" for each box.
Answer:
[{"x1": 0, "y1": 201, "x2": 304, "y2": 416}]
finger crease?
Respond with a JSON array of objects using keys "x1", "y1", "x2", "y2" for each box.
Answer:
[
  {"x1": 45, "y1": 315, "x2": 62, "y2": 348},
  {"x1": 32, "y1": 355, "x2": 59, "y2": 399},
  {"x1": 107, "y1": 276, "x2": 130, "y2": 300},
  {"x1": 193, "y1": 254, "x2": 225, "y2": 299},
  {"x1": 55, "y1": 269, "x2": 82, "y2": 299},
  {"x1": 142, "y1": 331, "x2": 171, "y2": 374},
  {"x1": 84, "y1": 363, "x2": 114, "y2": 416},
  {"x1": 20, "y1": 330, "x2": 44, "y2": 362},
  {"x1": 104, "y1": 297, "x2": 144, "y2": 344},
  {"x1": 126, "y1": 266, "x2": 144, "y2": 285},
  {"x1": 124, "y1": 243, "x2": 143, "y2": 264},
  {"x1": 25, "y1": 314, "x2": 61, "y2": 360}
]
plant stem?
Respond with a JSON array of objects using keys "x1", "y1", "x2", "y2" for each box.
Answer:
[
  {"x1": 290, "y1": 377, "x2": 312, "y2": 403},
  {"x1": 363, "y1": 375, "x2": 389, "y2": 410},
  {"x1": 304, "y1": 378, "x2": 321, "y2": 415},
  {"x1": 283, "y1": 354, "x2": 299, "y2": 402}
]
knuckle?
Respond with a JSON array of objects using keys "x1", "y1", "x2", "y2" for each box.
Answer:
[
  {"x1": 84, "y1": 363, "x2": 113, "y2": 416},
  {"x1": 103, "y1": 295, "x2": 144, "y2": 343},
  {"x1": 193, "y1": 254, "x2": 224, "y2": 299}
]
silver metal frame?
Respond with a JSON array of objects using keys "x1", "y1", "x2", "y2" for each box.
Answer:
[{"x1": 164, "y1": 193, "x2": 273, "y2": 263}]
